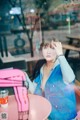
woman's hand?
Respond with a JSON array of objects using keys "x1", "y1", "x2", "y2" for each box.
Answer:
[{"x1": 51, "y1": 40, "x2": 63, "y2": 56}]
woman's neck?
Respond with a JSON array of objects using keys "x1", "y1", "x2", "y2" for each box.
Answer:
[{"x1": 45, "y1": 60, "x2": 55, "y2": 69}]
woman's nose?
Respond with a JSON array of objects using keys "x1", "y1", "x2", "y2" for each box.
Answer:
[{"x1": 47, "y1": 48, "x2": 51, "y2": 53}]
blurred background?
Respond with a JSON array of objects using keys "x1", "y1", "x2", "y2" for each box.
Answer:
[{"x1": 0, "y1": 0, "x2": 80, "y2": 81}]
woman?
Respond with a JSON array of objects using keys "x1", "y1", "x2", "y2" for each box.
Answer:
[{"x1": 25, "y1": 39, "x2": 77, "y2": 120}]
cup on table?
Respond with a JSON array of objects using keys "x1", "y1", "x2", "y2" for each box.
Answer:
[{"x1": 0, "y1": 89, "x2": 9, "y2": 108}]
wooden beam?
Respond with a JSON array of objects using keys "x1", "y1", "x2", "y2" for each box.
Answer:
[{"x1": 62, "y1": 44, "x2": 80, "y2": 52}]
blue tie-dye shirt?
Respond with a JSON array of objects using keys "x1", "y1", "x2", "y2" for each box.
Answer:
[
  {"x1": 25, "y1": 56, "x2": 77, "y2": 120},
  {"x1": 34, "y1": 59, "x2": 77, "y2": 120}
]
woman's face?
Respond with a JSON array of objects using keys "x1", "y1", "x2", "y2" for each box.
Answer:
[{"x1": 42, "y1": 44, "x2": 57, "y2": 62}]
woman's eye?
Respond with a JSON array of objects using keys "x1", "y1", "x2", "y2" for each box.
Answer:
[
  {"x1": 50, "y1": 45, "x2": 54, "y2": 49},
  {"x1": 43, "y1": 45, "x2": 48, "y2": 48}
]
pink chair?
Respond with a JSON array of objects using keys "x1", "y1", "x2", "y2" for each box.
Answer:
[{"x1": 0, "y1": 69, "x2": 29, "y2": 119}]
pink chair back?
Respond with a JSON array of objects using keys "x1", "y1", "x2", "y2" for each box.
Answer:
[{"x1": 0, "y1": 69, "x2": 29, "y2": 120}]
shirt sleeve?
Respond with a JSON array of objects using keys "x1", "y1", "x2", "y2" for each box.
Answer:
[
  {"x1": 24, "y1": 73, "x2": 37, "y2": 94},
  {"x1": 58, "y1": 55, "x2": 75, "y2": 84}
]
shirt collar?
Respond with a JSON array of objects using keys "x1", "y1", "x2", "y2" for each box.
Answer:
[{"x1": 40, "y1": 59, "x2": 59, "y2": 75}]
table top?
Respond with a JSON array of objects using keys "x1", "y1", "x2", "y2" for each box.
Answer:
[
  {"x1": 1, "y1": 52, "x2": 44, "y2": 63},
  {"x1": 62, "y1": 43, "x2": 80, "y2": 52},
  {"x1": 0, "y1": 94, "x2": 52, "y2": 120},
  {"x1": 66, "y1": 35, "x2": 80, "y2": 41}
]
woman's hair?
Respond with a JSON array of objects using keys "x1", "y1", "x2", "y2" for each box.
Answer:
[{"x1": 39, "y1": 37, "x2": 59, "y2": 50}]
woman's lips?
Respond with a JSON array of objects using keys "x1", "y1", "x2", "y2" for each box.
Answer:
[{"x1": 46, "y1": 55, "x2": 51, "y2": 57}]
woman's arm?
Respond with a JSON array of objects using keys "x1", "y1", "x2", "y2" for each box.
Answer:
[
  {"x1": 24, "y1": 73, "x2": 37, "y2": 93},
  {"x1": 58, "y1": 55, "x2": 75, "y2": 84},
  {"x1": 51, "y1": 41, "x2": 75, "y2": 84}
]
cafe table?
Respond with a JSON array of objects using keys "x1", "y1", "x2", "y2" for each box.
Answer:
[
  {"x1": 0, "y1": 94, "x2": 52, "y2": 120},
  {"x1": 65, "y1": 35, "x2": 80, "y2": 58}
]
